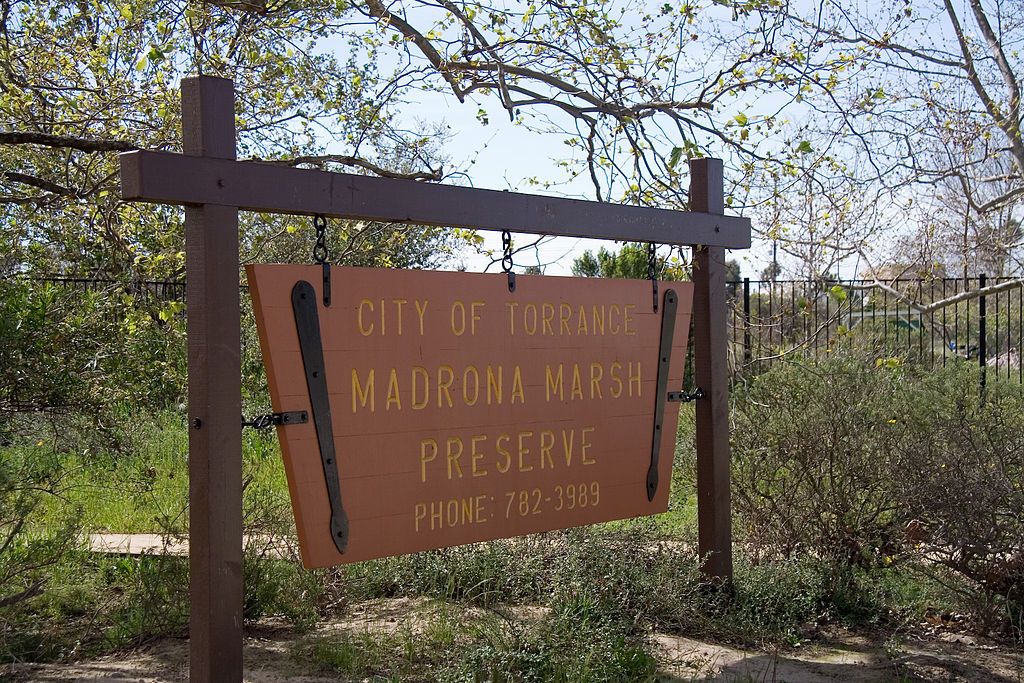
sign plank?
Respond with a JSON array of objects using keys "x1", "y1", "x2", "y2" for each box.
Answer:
[{"x1": 248, "y1": 265, "x2": 694, "y2": 568}]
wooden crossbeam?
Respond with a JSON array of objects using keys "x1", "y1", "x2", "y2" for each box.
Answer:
[{"x1": 119, "y1": 150, "x2": 751, "y2": 249}]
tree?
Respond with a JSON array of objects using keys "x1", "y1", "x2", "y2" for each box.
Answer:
[
  {"x1": 750, "y1": 0, "x2": 1024, "y2": 276},
  {"x1": 571, "y1": 243, "x2": 687, "y2": 280},
  {"x1": 0, "y1": 0, "x2": 456, "y2": 281}
]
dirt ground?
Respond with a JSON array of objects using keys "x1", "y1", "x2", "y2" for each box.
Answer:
[{"x1": 3, "y1": 598, "x2": 1022, "y2": 682}]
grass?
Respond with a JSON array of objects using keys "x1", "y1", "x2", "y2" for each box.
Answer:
[
  {"x1": 0, "y1": 403, "x2": 972, "y2": 671},
  {"x1": 33, "y1": 409, "x2": 288, "y2": 533},
  {"x1": 292, "y1": 599, "x2": 657, "y2": 683},
  {"x1": 33, "y1": 405, "x2": 696, "y2": 537}
]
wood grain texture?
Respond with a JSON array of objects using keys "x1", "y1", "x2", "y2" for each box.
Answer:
[
  {"x1": 182, "y1": 76, "x2": 244, "y2": 683},
  {"x1": 691, "y1": 157, "x2": 734, "y2": 581},
  {"x1": 119, "y1": 150, "x2": 751, "y2": 249},
  {"x1": 248, "y1": 266, "x2": 694, "y2": 568}
]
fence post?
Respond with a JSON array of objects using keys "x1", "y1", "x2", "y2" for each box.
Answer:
[
  {"x1": 182, "y1": 76, "x2": 244, "y2": 683},
  {"x1": 979, "y1": 273, "x2": 987, "y2": 396},
  {"x1": 742, "y1": 277, "x2": 751, "y2": 366},
  {"x1": 690, "y1": 158, "x2": 733, "y2": 582}
]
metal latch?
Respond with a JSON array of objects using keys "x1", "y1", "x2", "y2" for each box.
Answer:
[
  {"x1": 667, "y1": 388, "x2": 704, "y2": 403},
  {"x1": 241, "y1": 411, "x2": 309, "y2": 429}
]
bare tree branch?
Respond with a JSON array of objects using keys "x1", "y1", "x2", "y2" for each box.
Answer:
[
  {"x1": 0, "y1": 131, "x2": 136, "y2": 153},
  {"x1": 257, "y1": 154, "x2": 442, "y2": 181}
]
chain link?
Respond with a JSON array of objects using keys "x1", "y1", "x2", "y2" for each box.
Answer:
[
  {"x1": 500, "y1": 230, "x2": 516, "y2": 292},
  {"x1": 501, "y1": 230, "x2": 514, "y2": 273},
  {"x1": 313, "y1": 214, "x2": 329, "y2": 264}
]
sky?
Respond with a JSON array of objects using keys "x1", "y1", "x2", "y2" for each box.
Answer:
[
  {"x1": 365, "y1": 4, "x2": 771, "y2": 280},
  {"x1": 395, "y1": 83, "x2": 768, "y2": 279}
]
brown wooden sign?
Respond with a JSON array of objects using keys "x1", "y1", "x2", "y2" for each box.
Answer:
[{"x1": 248, "y1": 265, "x2": 694, "y2": 568}]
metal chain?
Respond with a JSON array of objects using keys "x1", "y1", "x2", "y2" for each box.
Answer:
[
  {"x1": 313, "y1": 214, "x2": 329, "y2": 264},
  {"x1": 648, "y1": 242, "x2": 659, "y2": 312},
  {"x1": 501, "y1": 230, "x2": 514, "y2": 273},
  {"x1": 501, "y1": 230, "x2": 517, "y2": 292}
]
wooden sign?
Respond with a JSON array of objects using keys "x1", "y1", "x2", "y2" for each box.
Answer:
[{"x1": 247, "y1": 265, "x2": 694, "y2": 568}]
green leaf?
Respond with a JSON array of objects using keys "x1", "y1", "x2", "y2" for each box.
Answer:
[
  {"x1": 796, "y1": 140, "x2": 814, "y2": 154},
  {"x1": 828, "y1": 284, "x2": 848, "y2": 303},
  {"x1": 668, "y1": 146, "x2": 682, "y2": 170}
]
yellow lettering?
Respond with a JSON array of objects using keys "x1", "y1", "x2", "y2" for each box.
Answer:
[
  {"x1": 562, "y1": 430, "x2": 575, "y2": 466},
  {"x1": 386, "y1": 368, "x2": 401, "y2": 410},
  {"x1": 577, "y1": 305, "x2": 589, "y2": 335},
  {"x1": 451, "y1": 301, "x2": 466, "y2": 336},
  {"x1": 559, "y1": 303, "x2": 572, "y2": 335},
  {"x1": 571, "y1": 364, "x2": 583, "y2": 400},
  {"x1": 415, "y1": 300, "x2": 429, "y2": 335},
  {"x1": 511, "y1": 366, "x2": 525, "y2": 404},
  {"x1": 592, "y1": 304, "x2": 606, "y2": 335},
  {"x1": 412, "y1": 366, "x2": 429, "y2": 409},
  {"x1": 437, "y1": 365, "x2": 454, "y2": 408},
  {"x1": 542, "y1": 303, "x2": 555, "y2": 335},
  {"x1": 487, "y1": 366, "x2": 503, "y2": 405},
  {"x1": 358, "y1": 299, "x2": 374, "y2": 336},
  {"x1": 610, "y1": 304, "x2": 621, "y2": 334},
  {"x1": 471, "y1": 435, "x2": 488, "y2": 477},
  {"x1": 351, "y1": 368, "x2": 375, "y2": 413},
  {"x1": 545, "y1": 364, "x2": 564, "y2": 402},
  {"x1": 414, "y1": 503, "x2": 426, "y2": 531},
  {"x1": 518, "y1": 431, "x2": 534, "y2": 472},
  {"x1": 394, "y1": 299, "x2": 407, "y2": 335},
  {"x1": 495, "y1": 434, "x2": 511, "y2": 473},
  {"x1": 431, "y1": 502, "x2": 442, "y2": 529},
  {"x1": 446, "y1": 499, "x2": 458, "y2": 526},
  {"x1": 581, "y1": 427, "x2": 596, "y2": 464},
  {"x1": 470, "y1": 301, "x2": 484, "y2": 335},
  {"x1": 463, "y1": 366, "x2": 480, "y2": 406},
  {"x1": 539, "y1": 430, "x2": 555, "y2": 469},
  {"x1": 628, "y1": 361, "x2": 642, "y2": 397},
  {"x1": 379, "y1": 298, "x2": 386, "y2": 336},
  {"x1": 624, "y1": 304, "x2": 637, "y2": 336},
  {"x1": 446, "y1": 437, "x2": 464, "y2": 479},
  {"x1": 506, "y1": 302, "x2": 518, "y2": 335},
  {"x1": 610, "y1": 361, "x2": 623, "y2": 398},
  {"x1": 420, "y1": 439, "x2": 437, "y2": 483},
  {"x1": 524, "y1": 303, "x2": 538, "y2": 335},
  {"x1": 590, "y1": 362, "x2": 604, "y2": 399}
]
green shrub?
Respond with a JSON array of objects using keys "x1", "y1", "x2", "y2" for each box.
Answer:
[
  {"x1": 732, "y1": 356, "x2": 1024, "y2": 636},
  {"x1": 888, "y1": 363, "x2": 1024, "y2": 636},
  {"x1": 731, "y1": 356, "x2": 906, "y2": 565},
  {"x1": 458, "y1": 608, "x2": 656, "y2": 683},
  {"x1": 0, "y1": 444, "x2": 80, "y2": 642}
]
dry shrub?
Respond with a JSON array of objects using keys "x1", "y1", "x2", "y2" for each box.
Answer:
[{"x1": 732, "y1": 357, "x2": 1023, "y2": 635}]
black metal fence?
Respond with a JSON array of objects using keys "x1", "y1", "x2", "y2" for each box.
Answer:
[
  {"x1": 24, "y1": 276, "x2": 188, "y2": 302},
  {"x1": 728, "y1": 276, "x2": 1024, "y2": 381},
  {"x1": 16, "y1": 274, "x2": 1024, "y2": 381}
]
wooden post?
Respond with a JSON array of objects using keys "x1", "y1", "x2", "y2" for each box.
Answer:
[
  {"x1": 690, "y1": 158, "x2": 734, "y2": 581},
  {"x1": 182, "y1": 76, "x2": 244, "y2": 682}
]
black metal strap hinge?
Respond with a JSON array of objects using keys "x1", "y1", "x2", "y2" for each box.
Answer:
[
  {"x1": 292, "y1": 280, "x2": 349, "y2": 554},
  {"x1": 648, "y1": 288, "x2": 678, "y2": 502},
  {"x1": 241, "y1": 411, "x2": 309, "y2": 429}
]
